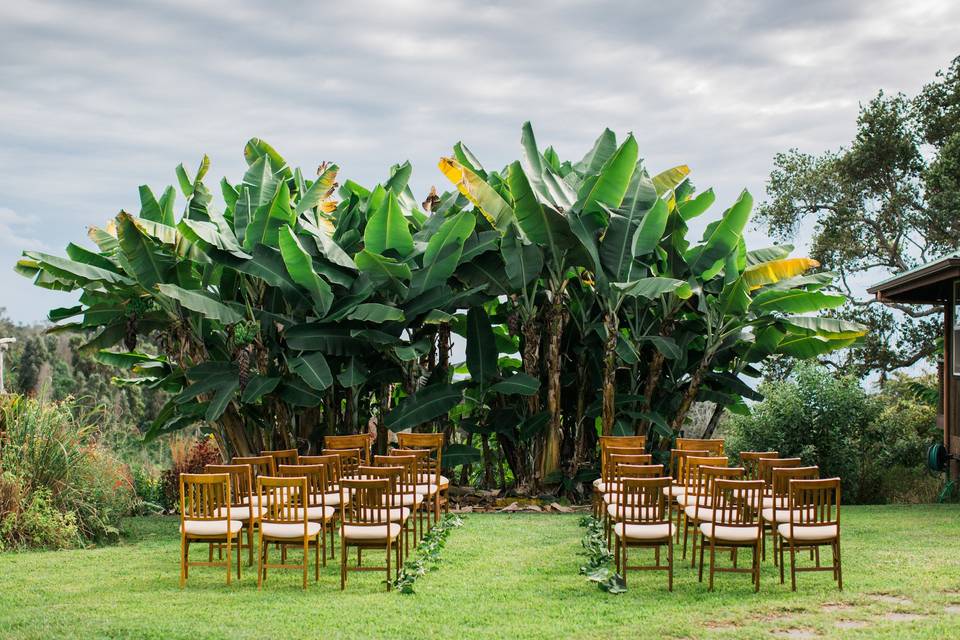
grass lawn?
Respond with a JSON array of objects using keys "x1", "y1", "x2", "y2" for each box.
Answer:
[{"x1": 1, "y1": 506, "x2": 960, "y2": 639}]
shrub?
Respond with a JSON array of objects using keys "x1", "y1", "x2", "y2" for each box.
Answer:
[
  {"x1": 724, "y1": 364, "x2": 943, "y2": 504},
  {"x1": 0, "y1": 394, "x2": 136, "y2": 549},
  {"x1": 159, "y1": 435, "x2": 222, "y2": 512}
]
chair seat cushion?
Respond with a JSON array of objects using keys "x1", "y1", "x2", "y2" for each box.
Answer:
[
  {"x1": 311, "y1": 492, "x2": 346, "y2": 506},
  {"x1": 683, "y1": 505, "x2": 717, "y2": 522},
  {"x1": 662, "y1": 486, "x2": 684, "y2": 498},
  {"x1": 418, "y1": 474, "x2": 450, "y2": 487},
  {"x1": 342, "y1": 523, "x2": 402, "y2": 541},
  {"x1": 676, "y1": 493, "x2": 710, "y2": 508},
  {"x1": 261, "y1": 521, "x2": 323, "y2": 539},
  {"x1": 181, "y1": 519, "x2": 243, "y2": 537},
  {"x1": 213, "y1": 506, "x2": 264, "y2": 520},
  {"x1": 593, "y1": 477, "x2": 603, "y2": 488},
  {"x1": 595, "y1": 481, "x2": 622, "y2": 494},
  {"x1": 605, "y1": 503, "x2": 657, "y2": 520},
  {"x1": 389, "y1": 493, "x2": 424, "y2": 507},
  {"x1": 293, "y1": 505, "x2": 337, "y2": 521},
  {"x1": 761, "y1": 496, "x2": 786, "y2": 510},
  {"x1": 700, "y1": 523, "x2": 760, "y2": 543},
  {"x1": 777, "y1": 523, "x2": 839, "y2": 541},
  {"x1": 761, "y1": 507, "x2": 802, "y2": 524},
  {"x1": 613, "y1": 522, "x2": 672, "y2": 541},
  {"x1": 368, "y1": 507, "x2": 411, "y2": 521},
  {"x1": 415, "y1": 484, "x2": 439, "y2": 495}
]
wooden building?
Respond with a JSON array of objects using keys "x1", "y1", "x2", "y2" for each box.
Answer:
[{"x1": 868, "y1": 254, "x2": 960, "y2": 480}]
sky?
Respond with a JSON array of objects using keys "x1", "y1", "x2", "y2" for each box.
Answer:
[{"x1": 1, "y1": 0, "x2": 958, "y2": 325}]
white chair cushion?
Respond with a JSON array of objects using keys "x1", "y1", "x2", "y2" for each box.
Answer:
[
  {"x1": 684, "y1": 505, "x2": 717, "y2": 522},
  {"x1": 613, "y1": 522, "x2": 672, "y2": 540},
  {"x1": 342, "y1": 523, "x2": 402, "y2": 541},
  {"x1": 261, "y1": 521, "x2": 323, "y2": 539},
  {"x1": 761, "y1": 496, "x2": 786, "y2": 510},
  {"x1": 181, "y1": 519, "x2": 243, "y2": 537},
  {"x1": 605, "y1": 504, "x2": 657, "y2": 520},
  {"x1": 700, "y1": 523, "x2": 760, "y2": 543},
  {"x1": 662, "y1": 486, "x2": 684, "y2": 498},
  {"x1": 367, "y1": 507, "x2": 411, "y2": 522},
  {"x1": 777, "y1": 523, "x2": 839, "y2": 541},
  {"x1": 213, "y1": 506, "x2": 264, "y2": 520},
  {"x1": 293, "y1": 505, "x2": 337, "y2": 521},
  {"x1": 387, "y1": 493, "x2": 424, "y2": 507},
  {"x1": 593, "y1": 477, "x2": 603, "y2": 488},
  {"x1": 311, "y1": 492, "x2": 345, "y2": 506},
  {"x1": 677, "y1": 493, "x2": 710, "y2": 508},
  {"x1": 415, "y1": 484, "x2": 439, "y2": 495},
  {"x1": 418, "y1": 474, "x2": 450, "y2": 486},
  {"x1": 761, "y1": 508, "x2": 802, "y2": 524}
]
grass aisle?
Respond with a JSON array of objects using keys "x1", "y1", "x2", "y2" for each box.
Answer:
[{"x1": 1, "y1": 507, "x2": 960, "y2": 638}]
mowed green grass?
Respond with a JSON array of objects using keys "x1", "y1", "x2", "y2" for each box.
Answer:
[{"x1": 1, "y1": 506, "x2": 960, "y2": 639}]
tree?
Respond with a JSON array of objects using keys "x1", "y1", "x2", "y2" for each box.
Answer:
[{"x1": 756, "y1": 55, "x2": 960, "y2": 379}]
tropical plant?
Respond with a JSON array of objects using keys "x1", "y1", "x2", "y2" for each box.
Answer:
[{"x1": 17, "y1": 128, "x2": 863, "y2": 494}]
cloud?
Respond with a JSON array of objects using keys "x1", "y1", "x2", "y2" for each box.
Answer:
[
  {"x1": 0, "y1": 0, "x2": 958, "y2": 322},
  {"x1": 0, "y1": 207, "x2": 48, "y2": 251}
]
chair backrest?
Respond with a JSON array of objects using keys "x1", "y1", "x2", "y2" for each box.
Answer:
[
  {"x1": 359, "y1": 465, "x2": 403, "y2": 510},
  {"x1": 301, "y1": 454, "x2": 341, "y2": 491},
  {"x1": 683, "y1": 455, "x2": 729, "y2": 493},
  {"x1": 398, "y1": 448, "x2": 436, "y2": 484},
  {"x1": 323, "y1": 448, "x2": 362, "y2": 478},
  {"x1": 599, "y1": 435, "x2": 646, "y2": 451},
  {"x1": 395, "y1": 432, "x2": 444, "y2": 473},
  {"x1": 374, "y1": 454, "x2": 418, "y2": 494},
  {"x1": 669, "y1": 448, "x2": 710, "y2": 483},
  {"x1": 324, "y1": 435, "x2": 371, "y2": 464},
  {"x1": 205, "y1": 464, "x2": 253, "y2": 508},
  {"x1": 263, "y1": 448, "x2": 299, "y2": 467},
  {"x1": 180, "y1": 473, "x2": 231, "y2": 523},
  {"x1": 758, "y1": 457, "x2": 802, "y2": 492},
  {"x1": 771, "y1": 466, "x2": 820, "y2": 506},
  {"x1": 616, "y1": 463, "x2": 664, "y2": 480},
  {"x1": 278, "y1": 464, "x2": 328, "y2": 508},
  {"x1": 696, "y1": 465, "x2": 744, "y2": 512},
  {"x1": 788, "y1": 477, "x2": 841, "y2": 529},
  {"x1": 341, "y1": 477, "x2": 392, "y2": 527},
  {"x1": 739, "y1": 451, "x2": 779, "y2": 479},
  {"x1": 606, "y1": 453, "x2": 653, "y2": 484},
  {"x1": 677, "y1": 437, "x2": 724, "y2": 454},
  {"x1": 257, "y1": 476, "x2": 309, "y2": 531},
  {"x1": 602, "y1": 446, "x2": 646, "y2": 478},
  {"x1": 616, "y1": 476, "x2": 671, "y2": 525},
  {"x1": 712, "y1": 479, "x2": 764, "y2": 527},
  {"x1": 232, "y1": 455, "x2": 275, "y2": 478}
]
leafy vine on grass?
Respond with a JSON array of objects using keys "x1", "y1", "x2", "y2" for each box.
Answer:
[
  {"x1": 578, "y1": 515, "x2": 626, "y2": 594},
  {"x1": 394, "y1": 514, "x2": 464, "y2": 594}
]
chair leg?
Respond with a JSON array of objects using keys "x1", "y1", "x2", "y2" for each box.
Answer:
[
  {"x1": 179, "y1": 534, "x2": 187, "y2": 588},
  {"x1": 690, "y1": 522, "x2": 699, "y2": 568},
  {"x1": 778, "y1": 535, "x2": 785, "y2": 584},
  {"x1": 247, "y1": 525, "x2": 254, "y2": 567},
  {"x1": 753, "y1": 542, "x2": 760, "y2": 593},
  {"x1": 835, "y1": 538, "x2": 843, "y2": 591},
  {"x1": 340, "y1": 539, "x2": 347, "y2": 591},
  {"x1": 708, "y1": 541, "x2": 716, "y2": 591},
  {"x1": 236, "y1": 534, "x2": 242, "y2": 581},
  {"x1": 225, "y1": 537, "x2": 232, "y2": 586},
  {"x1": 321, "y1": 522, "x2": 327, "y2": 567},
  {"x1": 184, "y1": 540, "x2": 190, "y2": 580},
  {"x1": 302, "y1": 538, "x2": 308, "y2": 590},
  {"x1": 667, "y1": 538, "x2": 674, "y2": 592},
  {"x1": 621, "y1": 540, "x2": 628, "y2": 585},
  {"x1": 386, "y1": 540, "x2": 392, "y2": 592},
  {"x1": 257, "y1": 533, "x2": 264, "y2": 589},
  {"x1": 698, "y1": 535, "x2": 705, "y2": 582},
  {"x1": 614, "y1": 536, "x2": 620, "y2": 573},
  {"x1": 396, "y1": 535, "x2": 402, "y2": 581},
  {"x1": 316, "y1": 535, "x2": 321, "y2": 582},
  {"x1": 789, "y1": 540, "x2": 797, "y2": 592},
  {"x1": 682, "y1": 511, "x2": 689, "y2": 559}
]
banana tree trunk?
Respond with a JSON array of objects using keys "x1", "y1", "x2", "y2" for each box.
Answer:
[
  {"x1": 639, "y1": 319, "x2": 675, "y2": 435},
  {"x1": 601, "y1": 311, "x2": 619, "y2": 436},
  {"x1": 538, "y1": 300, "x2": 567, "y2": 483},
  {"x1": 219, "y1": 406, "x2": 254, "y2": 457},
  {"x1": 573, "y1": 350, "x2": 593, "y2": 470},
  {"x1": 522, "y1": 313, "x2": 541, "y2": 415},
  {"x1": 670, "y1": 356, "x2": 709, "y2": 433}
]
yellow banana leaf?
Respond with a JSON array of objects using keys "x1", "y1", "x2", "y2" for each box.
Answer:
[
  {"x1": 438, "y1": 157, "x2": 513, "y2": 234},
  {"x1": 744, "y1": 257, "x2": 820, "y2": 290}
]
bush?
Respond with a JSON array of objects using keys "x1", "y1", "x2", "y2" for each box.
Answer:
[
  {"x1": 723, "y1": 364, "x2": 943, "y2": 504},
  {"x1": 159, "y1": 435, "x2": 222, "y2": 512},
  {"x1": 0, "y1": 394, "x2": 136, "y2": 549}
]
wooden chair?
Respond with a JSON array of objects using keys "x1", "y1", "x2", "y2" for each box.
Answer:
[
  {"x1": 676, "y1": 455, "x2": 728, "y2": 558},
  {"x1": 600, "y1": 454, "x2": 653, "y2": 544},
  {"x1": 263, "y1": 448, "x2": 299, "y2": 468},
  {"x1": 593, "y1": 445, "x2": 646, "y2": 517},
  {"x1": 699, "y1": 478, "x2": 764, "y2": 592},
  {"x1": 375, "y1": 453, "x2": 424, "y2": 553},
  {"x1": 361, "y1": 464, "x2": 413, "y2": 564},
  {"x1": 256, "y1": 475, "x2": 325, "y2": 590},
  {"x1": 739, "y1": 451, "x2": 779, "y2": 479},
  {"x1": 764, "y1": 466, "x2": 820, "y2": 566},
  {"x1": 612, "y1": 476, "x2": 673, "y2": 590},
  {"x1": 778, "y1": 478, "x2": 842, "y2": 591},
  {"x1": 301, "y1": 454, "x2": 346, "y2": 559},
  {"x1": 603, "y1": 462, "x2": 661, "y2": 546},
  {"x1": 232, "y1": 455, "x2": 276, "y2": 505},
  {"x1": 677, "y1": 437, "x2": 724, "y2": 454},
  {"x1": 758, "y1": 457, "x2": 801, "y2": 505},
  {"x1": 395, "y1": 432, "x2": 449, "y2": 513},
  {"x1": 340, "y1": 477, "x2": 402, "y2": 591},
  {"x1": 666, "y1": 449, "x2": 709, "y2": 540},
  {"x1": 401, "y1": 448, "x2": 441, "y2": 530},
  {"x1": 178, "y1": 473, "x2": 243, "y2": 587},
  {"x1": 278, "y1": 464, "x2": 337, "y2": 566},
  {"x1": 323, "y1": 447, "x2": 363, "y2": 480},
  {"x1": 686, "y1": 465, "x2": 743, "y2": 567},
  {"x1": 324, "y1": 435, "x2": 371, "y2": 465},
  {"x1": 205, "y1": 463, "x2": 260, "y2": 567},
  {"x1": 594, "y1": 436, "x2": 646, "y2": 513}
]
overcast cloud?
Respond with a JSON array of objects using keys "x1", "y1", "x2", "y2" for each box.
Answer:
[{"x1": 1, "y1": 0, "x2": 958, "y2": 323}]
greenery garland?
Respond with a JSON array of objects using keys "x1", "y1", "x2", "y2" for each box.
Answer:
[
  {"x1": 578, "y1": 515, "x2": 626, "y2": 594},
  {"x1": 394, "y1": 513, "x2": 464, "y2": 594}
]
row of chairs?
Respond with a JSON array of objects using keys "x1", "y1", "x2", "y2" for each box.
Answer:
[
  {"x1": 593, "y1": 436, "x2": 842, "y2": 592},
  {"x1": 178, "y1": 433, "x2": 450, "y2": 590}
]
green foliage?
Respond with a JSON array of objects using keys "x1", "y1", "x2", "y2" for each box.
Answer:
[
  {"x1": 725, "y1": 364, "x2": 941, "y2": 503},
  {"x1": 393, "y1": 513, "x2": 463, "y2": 594},
  {"x1": 756, "y1": 55, "x2": 960, "y2": 378},
  {"x1": 158, "y1": 436, "x2": 222, "y2": 512},
  {"x1": 0, "y1": 395, "x2": 136, "y2": 548}
]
